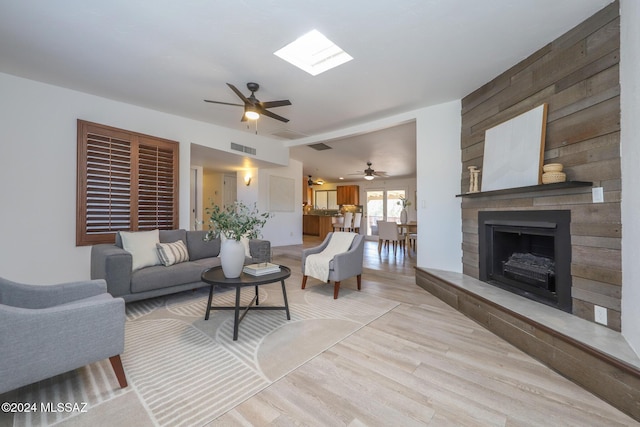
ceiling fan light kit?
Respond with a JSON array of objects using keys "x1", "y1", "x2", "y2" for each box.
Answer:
[{"x1": 244, "y1": 109, "x2": 260, "y2": 120}]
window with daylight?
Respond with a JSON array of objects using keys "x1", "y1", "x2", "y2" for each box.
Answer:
[{"x1": 76, "y1": 120, "x2": 179, "y2": 246}]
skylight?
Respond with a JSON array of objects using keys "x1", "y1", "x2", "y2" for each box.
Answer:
[{"x1": 274, "y1": 30, "x2": 353, "y2": 76}]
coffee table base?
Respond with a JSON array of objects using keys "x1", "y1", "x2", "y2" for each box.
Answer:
[{"x1": 205, "y1": 278, "x2": 291, "y2": 341}]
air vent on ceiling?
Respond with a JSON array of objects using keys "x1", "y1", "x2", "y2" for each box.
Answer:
[
  {"x1": 230, "y1": 142, "x2": 256, "y2": 155},
  {"x1": 308, "y1": 143, "x2": 332, "y2": 151}
]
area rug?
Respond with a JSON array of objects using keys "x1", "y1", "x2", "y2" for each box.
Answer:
[{"x1": 6, "y1": 278, "x2": 399, "y2": 426}]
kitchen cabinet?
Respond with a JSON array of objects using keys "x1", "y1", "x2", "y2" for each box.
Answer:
[{"x1": 337, "y1": 185, "x2": 359, "y2": 205}]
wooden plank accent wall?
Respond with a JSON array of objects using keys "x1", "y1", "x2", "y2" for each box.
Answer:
[{"x1": 460, "y1": 1, "x2": 621, "y2": 330}]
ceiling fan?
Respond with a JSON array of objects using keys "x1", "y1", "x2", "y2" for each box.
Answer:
[
  {"x1": 307, "y1": 175, "x2": 324, "y2": 187},
  {"x1": 307, "y1": 175, "x2": 324, "y2": 186},
  {"x1": 204, "y1": 82, "x2": 291, "y2": 123},
  {"x1": 350, "y1": 162, "x2": 388, "y2": 180}
]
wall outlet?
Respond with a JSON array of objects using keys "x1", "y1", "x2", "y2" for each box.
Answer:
[
  {"x1": 592, "y1": 187, "x2": 604, "y2": 203},
  {"x1": 594, "y1": 305, "x2": 608, "y2": 325}
]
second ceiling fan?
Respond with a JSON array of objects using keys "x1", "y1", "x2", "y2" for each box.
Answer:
[
  {"x1": 204, "y1": 82, "x2": 291, "y2": 123},
  {"x1": 350, "y1": 162, "x2": 388, "y2": 180}
]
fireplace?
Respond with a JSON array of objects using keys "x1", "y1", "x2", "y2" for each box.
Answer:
[{"x1": 478, "y1": 210, "x2": 572, "y2": 312}]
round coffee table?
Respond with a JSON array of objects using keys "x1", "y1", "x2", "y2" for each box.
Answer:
[{"x1": 201, "y1": 265, "x2": 291, "y2": 341}]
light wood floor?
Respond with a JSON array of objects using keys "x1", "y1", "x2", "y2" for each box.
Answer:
[{"x1": 211, "y1": 238, "x2": 637, "y2": 426}]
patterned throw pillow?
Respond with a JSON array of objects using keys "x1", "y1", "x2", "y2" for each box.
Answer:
[{"x1": 156, "y1": 240, "x2": 190, "y2": 266}]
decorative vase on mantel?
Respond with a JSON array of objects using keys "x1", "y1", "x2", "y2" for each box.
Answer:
[
  {"x1": 220, "y1": 238, "x2": 246, "y2": 278},
  {"x1": 400, "y1": 208, "x2": 408, "y2": 224}
]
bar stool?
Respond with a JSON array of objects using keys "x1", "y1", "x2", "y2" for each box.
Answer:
[
  {"x1": 332, "y1": 216, "x2": 344, "y2": 232},
  {"x1": 342, "y1": 212, "x2": 354, "y2": 232},
  {"x1": 352, "y1": 212, "x2": 362, "y2": 233}
]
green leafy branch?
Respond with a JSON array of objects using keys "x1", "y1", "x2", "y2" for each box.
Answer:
[{"x1": 205, "y1": 201, "x2": 272, "y2": 241}]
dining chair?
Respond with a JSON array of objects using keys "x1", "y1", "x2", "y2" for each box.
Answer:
[
  {"x1": 377, "y1": 220, "x2": 405, "y2": 255},
  {"x1": 408, "y1": 232, "x2": 418, "y2": 252},
  {"x1": 405, "y1": 221, "x2": 417, "y2": 251}
]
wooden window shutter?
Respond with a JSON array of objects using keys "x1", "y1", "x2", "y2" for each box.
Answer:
[
  {"x1": 77, "y1": 120, "x2": 179, "y2": 246},
  {"x1": 137, "y1": 138, "x2": 179, "y2": 231}
]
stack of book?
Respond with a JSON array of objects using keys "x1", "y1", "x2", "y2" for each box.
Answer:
[{"x1": 243, "y1": 263, "x2": 281, "y2": 276}]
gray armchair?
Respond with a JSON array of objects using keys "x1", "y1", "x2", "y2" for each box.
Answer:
[
  {"x1": 301, "y1": 232, "x2": 365, "y2": 299},
  {"x1": 0, "y1": 277, "x2": 127, "y2": 394}
]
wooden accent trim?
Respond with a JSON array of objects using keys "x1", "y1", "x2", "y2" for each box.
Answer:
[{"x1": 456, "y1": 181, "x2": 592, "y2": 198}]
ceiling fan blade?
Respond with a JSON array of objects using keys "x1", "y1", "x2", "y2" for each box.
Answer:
[
  {"x1": 204, "y1": 99, "x2": 244, "y2": 107},
  {"x1": 259, "y1": 108, "x2": 290, "y2": 123},
  {"x1": 260, "y1": 99, "x2": 291, "y2": 109},
  {"x1": 227, "y1": 83, "x2": 250, "y2": 104}
]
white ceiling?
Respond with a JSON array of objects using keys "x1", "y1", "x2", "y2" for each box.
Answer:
[{"x1": 0, "y1": 0, "x2": 612, "y2": 182}]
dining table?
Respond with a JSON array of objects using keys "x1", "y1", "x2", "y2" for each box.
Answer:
[{"x1": 397, "y1": 222, "x2": 418, "y2": 251}]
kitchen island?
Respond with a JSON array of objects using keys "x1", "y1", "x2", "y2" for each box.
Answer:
[{"x1": 303, "y1": 214, "x2": 339, "y2": 239}]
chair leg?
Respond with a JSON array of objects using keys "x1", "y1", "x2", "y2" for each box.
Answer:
[
  {"x1": 333, "y1": 281, "x2": 341, "y2": 299},
  {"x1": 109, "y1": 355, "x2": 128, "y2": 388},
  {"x1": 378, "y1": 240, "x2": 383, "y2": 253},
  {"x1": 357, "y1": 274, "x2": 362, "y2": 291},
  {"x1": 301, "y1": 275, "x2": 308, "y2": 289}
]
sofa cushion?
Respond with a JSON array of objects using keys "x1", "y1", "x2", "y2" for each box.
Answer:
[
  {"x1": 160, "y1": 229, "x2": 187, "y2": 245},
  {"x1": 187, "y1": 230, "x2": 220, "y2": 260},
  {"x1": 119, "y1": 230, "x2": 161, "y2": 271},
  {"x1": 156, "y1": 240, "x2": 189, "y2": 266},
  {"x1": 190, "y1": 257, "x2": 225, "y2": 270},
  {"x1": 130, "y1": 261, "x2": 206, "y2": 293}
]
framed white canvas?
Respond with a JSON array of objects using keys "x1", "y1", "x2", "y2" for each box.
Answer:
[{"x1": 481, "y1": 104, "x2": 548, "y2": 192}]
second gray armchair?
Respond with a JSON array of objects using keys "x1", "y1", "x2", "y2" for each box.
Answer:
[{"x1": 301, "y1": 232, "x2": 365, "y2": 299}]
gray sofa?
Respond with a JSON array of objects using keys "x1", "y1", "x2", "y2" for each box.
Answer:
[{"x1": 91, "y1": 229, "x2": 271, "y2": 302}]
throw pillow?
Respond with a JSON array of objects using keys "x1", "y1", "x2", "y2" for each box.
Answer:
[
  {"x1": 218, "y1": 233, "x2": 251, "y2": 258},
  {"x1": 119, "y1": 229, "x2": 161, "y2": 271},
  {"x1": 156, "y1": 240, "x2": 189, "y2": 266}
]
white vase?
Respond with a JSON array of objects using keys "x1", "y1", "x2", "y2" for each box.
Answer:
[
  {"x1": 220, "y1": 239, "x2": 246, "y2": 278},
  {"x1": 400, "y1": 208, "x2": 408, "y2": 224}
]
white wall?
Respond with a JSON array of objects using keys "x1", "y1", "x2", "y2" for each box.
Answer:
[
  {"x1": 0, "y1": 73, "x2": 289, "y2": 284},
  {"x1": 258, "y1": 159, "x2": 304, "y2": 247},
  {"x1": 620, "y1": 0, "x2": 640, "y2": 353},
  {"x1": 416, "y1": 100, "x2": 463, "y2": 272}
]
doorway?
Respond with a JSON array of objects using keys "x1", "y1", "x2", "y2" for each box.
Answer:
[
  {"x1": 365, "y1": 189, "x2": 406, "y2": 237},
  {"x1": 223, "y1": 173, "x2": 238, "y2": 208}
]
